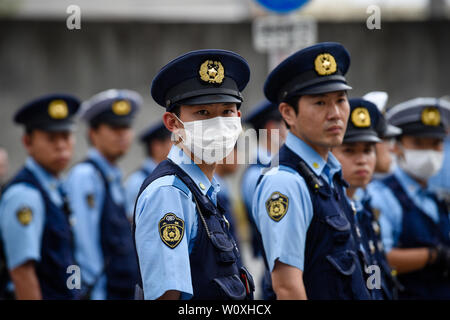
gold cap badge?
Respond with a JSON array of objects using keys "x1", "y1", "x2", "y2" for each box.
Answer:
[
  {"x1": 351, "y1": 107, "x2": 371, "y2": 128},
  {"x1": 112, "y1": 100, "x2": 131, "y2": 116},
  {"x1": 199, "y1": 60, "x2": 225, "y2": 84},
  {"x1": 17, "y1": 207, "x2": 33, "y2": 226},
  {"x1": 421, "y1": 107, "x2": 440, "y2": 126},
  {"x1": 48, "y1": 100, "x2": 69, "y2": 119},
  {"x1": 314, "y1": 53, "x2": 337, "y2": 76},
  {"x1": 265, "y1": 192, "x2": 289, "y2": 222}
]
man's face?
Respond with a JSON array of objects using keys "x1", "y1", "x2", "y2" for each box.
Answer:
[
  {"x1": 375, "y1": 139, "x2": 395, "y2": 173},
  {"x1": 90, "y1": 123, "x2": 134, "y2": 161},
  {"x1": 286, "y1": 91, "x2": 350, "y2": 153},
  {"x1": 394, "y1": 135, "x2": 443, "y2": 159},
  {"x1": 23, "y1": 130, "x2": 75, "y2": 175},
  {"x1": 332, "y1": 141, "x2": 377, "y2": 189},
  {"x1": 178, "y1": 102, "x2": 240, "y2": 122}
]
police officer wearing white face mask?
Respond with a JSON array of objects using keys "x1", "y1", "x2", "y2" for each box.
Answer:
[
  {"x1": 369, "y1": 97, "x2": 450, "y2": 299},
  {"x1": 132, "y1": 49, "x2": 254, "y2": 300}
]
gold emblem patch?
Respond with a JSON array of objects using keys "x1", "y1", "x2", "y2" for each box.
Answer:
[
  {"x1": 351, "y1": 107, "x2": 371, "y2": 128},
  {"x1": 159, "y1": 213, "x2": 185, "y2": 249},
  {"x1": 112, "y1": 100, "x2": 131, "y2": 116},
  {"x1": 421, "y1": 107, "x2": 440, "y2": 126},
  {"x1": 48, "y1": 100, "x2": 68, "y2": 119},
  {"x1": 314, "y1": 53, "x2": 337, "y2": 76},
  {"x1": 17, "y1": 207, "x2": 33, "y2": 226},
  {"x1": 199, "y1": 60, "x2": 225, "y2": 84},
  {"x1": 265, "y1": 192, "x2": 289, "y2": 222}
]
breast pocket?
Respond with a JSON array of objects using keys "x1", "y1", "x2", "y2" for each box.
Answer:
[
  {"x1": 325, "y1": 214, "x2": 351, "y2": 244},
  {"x1": 325, "y1": 250, "x2": 357, "y2": 299}
]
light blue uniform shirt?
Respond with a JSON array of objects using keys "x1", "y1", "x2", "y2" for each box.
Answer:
[
  {"x1": 0, "y1": 157, "x2": 63, "y2": 270},
  {"x1": 65, "y1": 148, "x2": 125, "y2": 300},
  {"x1": 368, "y1": 167, "x2": 440, "y2": 253},
  {"x1": 429, "y1": 135, "x2": 450, "y2": 195},
  {"x1": 134, "y1": 145, "x2": 220, "y2": 300},
  {"x1": 241, "y1": 146, "x2": 272, "y2": 214},
  {"x1": 124, "y1": 158, "x2": 157, "y2": 219},
  {"x1": 252, "y1": 131, "x2": 343, "y2": 272}
]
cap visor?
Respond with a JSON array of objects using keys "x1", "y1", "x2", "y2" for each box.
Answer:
[
  {"x1": 383, "y1": 124, "x2": 402, "y2": 138},
  {"x1": 298, "y1": 82, "x2": 352, "y2": 95},
  {"x1": 180, "y1": 94, "x2": 242, "y2": 106},
  {"x1": 34, "y1": 122, "x2": 76, "y2": 132},
  {"x1": 344, "y1": 133, "x2": 381, "y2": 143}
]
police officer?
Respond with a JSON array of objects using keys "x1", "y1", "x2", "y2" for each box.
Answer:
[
  {"x1": 332, "y1": 98, "x2": 400, "y2": 300},
  {"x1": 369, "y1": 97, "x2": 450, "y2": 299},
  {"x1": 125, "y1": 122, "x2": 172, "y2": 220},
  {"x1": 253, "y1": 42, "x2": 371, "y2": 299},
  {"x1": 0, "y1": 94, "x2": 80, "y2": 299},
  {"x1": 65, "y1": 89, "x2": 141, "y2": 300},
  {"x1": 363, "y1": 91, "x2": 402, "y2": 179},
  {"x1": 133, "y1": 49, "x2": 254, "y2": 300},
  {"x1": 241, "y1": 100, "x2": 287, "y2": 260}
]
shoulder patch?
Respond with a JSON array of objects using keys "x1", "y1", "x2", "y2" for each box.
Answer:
[
  {"x1": 159, "y1": 213, "x2": 185, "y2": 249},
  {"x1": 265, "y1": 191, "x2": 289, "y2": 222},
  {"x1": 17, "y1": 207, "x2": 33, "y2": 226}
]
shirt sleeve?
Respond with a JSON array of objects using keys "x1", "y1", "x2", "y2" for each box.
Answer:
[
  {"x1": 0, "y1": 183, "x2": 45, "y2": 270},
  {"x1": 252, "y1": 167, "x2": 314, "y2": 272},
  {"x1": 135, "y1": 177, "x2": 196, "y2": 300},
  {"x1": 367, "y1": 181, "x2": 403, "y2": 253},
  {"x1": 64, "y1": 163, "x2": 105, "y2": 285}
]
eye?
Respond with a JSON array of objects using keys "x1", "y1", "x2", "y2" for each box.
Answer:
[
  {"x1": 196, "y1": 109, "x2": 209, "y2": 116},
  {"x1": 223, "y1": 109, "x2": 235, "y2": 115},
  {"x1": 315, "y1": 100, "x2": 326, "y2": 106}
]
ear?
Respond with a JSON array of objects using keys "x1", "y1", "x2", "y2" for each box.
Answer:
[
  {"x1": 22, "y1": 132, "x2": 33, "y2": 154},
  {"x1": 163, "y1": 112, "x2": 183, "y2": 132},
  {"x1": 279, "y1": 102, "x2": 296, "y2": 128}
]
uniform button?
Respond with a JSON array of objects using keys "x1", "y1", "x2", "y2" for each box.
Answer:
[
  {"x1": 312, "y1": 162, "x2": 319, "y2": 169},
  {"x1": 369, "y1": 240, "x2": 376, "y2": 254},
  {"x1": 372, "y1": 221, "x2": 380, "y2": 235},
  {"x1": 199, "y1": 183, "x2": 206, "y2": 190},
  {"x1": 356, "y1": 226, "x2": 361, "y2": 238}
]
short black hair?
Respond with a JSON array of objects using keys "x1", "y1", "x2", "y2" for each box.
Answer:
[
  {"x1": 171, "y1": 104, "x2": 181, "y2": 117},
  {"x1": 282, "y1": 95, "x2": 301, "y2": 130}
]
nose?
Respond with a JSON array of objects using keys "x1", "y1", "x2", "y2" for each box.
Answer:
[{"x1": 327, "y1": 102, "x2": 341, "y2": 121}]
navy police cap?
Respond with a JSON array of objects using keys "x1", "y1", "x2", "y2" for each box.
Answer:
[
  {"x1": 344, "y1": 98, "x2": 383, "y2": 143},
  {"x1": 80, "y1": 89, "x2": 142, "y2": 127},
  {"x1": 139, "y1": 122, "x2": 171, "y2": 143},
  {"x1": 244, "y1": 100, "x2": 281, "y2": 129},
  {"x1": 151, "y1": 49, "x2": 250, "y2": 111},
  {"x1": 264, "y1": 42, "x2": 352, "y2": 104},
  {"x1": 386, "y1": 97, "x2": 450, "y2": 139},
  {"x1": 14, "y1": 93, "x2": 80, "y2": 132}
]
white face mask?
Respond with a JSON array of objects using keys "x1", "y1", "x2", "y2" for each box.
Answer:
[
  {"x1": 398, "y1": 148, "x2": 444, "y2": 181},
  {"x1": 173, "y1": 114, "x2": 242, "y2": 164}
]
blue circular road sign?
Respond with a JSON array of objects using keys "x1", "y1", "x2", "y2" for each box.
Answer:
[{"x1": 255, "y1": 0, "x2": 310, "y2": 13}]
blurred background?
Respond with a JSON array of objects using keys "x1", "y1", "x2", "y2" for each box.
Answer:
[{"x1": 1, "y1": 0, "x2": 449, "y2": 297}]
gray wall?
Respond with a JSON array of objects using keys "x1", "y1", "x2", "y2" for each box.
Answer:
[{"x1": 1, "y1": 19, "x2": 449, "y2": 178}]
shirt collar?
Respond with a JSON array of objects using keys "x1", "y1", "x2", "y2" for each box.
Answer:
[
  {"x1": 257, "y1": 146, "x2": 272, "y2": 165},
  {"x1": 394, "y1": 166, "x2": 426, "y2": 197},
  {"x1": 167, "y1": 145, "x2": 220, "y2": 196},
  {"x1": 285, "y1": 131, "x2": 342, "y2": 179},
  {"x1": 88, "y1": 147, "x2": 122, "y2": 182},
  {"x1": 143, "y1": 157, "x2": 157, "y2": 173},
  {"x1": 25, "y1": 157, "x2": 62, "y2": 199}
]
